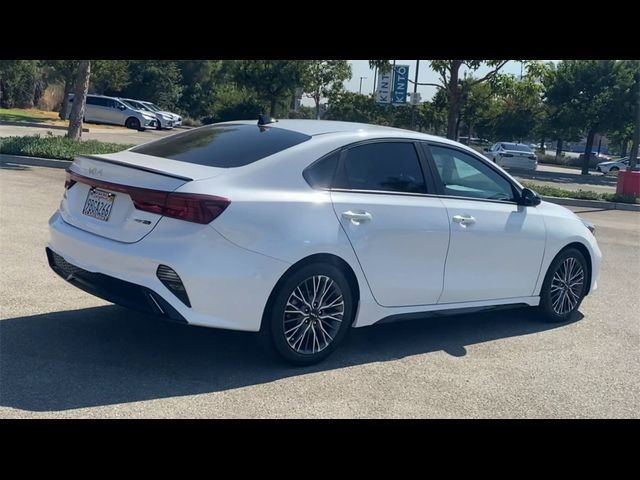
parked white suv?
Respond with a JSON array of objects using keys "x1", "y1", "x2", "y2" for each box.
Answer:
[{"x1": 66, "y1": 94, "x2": 158, "y2": 130}]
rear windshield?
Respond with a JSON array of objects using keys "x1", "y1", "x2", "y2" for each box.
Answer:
[
  {"x1": 501, "y1": 143, "x2": 533, "y2": 152},
  {"x1": 131, "y1": 123, "x2": 311, "y2": 168}
]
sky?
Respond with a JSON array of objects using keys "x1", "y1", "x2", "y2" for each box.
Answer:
[{"x1": 302, "y1": 60, "x2": 553, "y2": 107}]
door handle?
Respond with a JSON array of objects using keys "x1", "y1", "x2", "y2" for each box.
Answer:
[
  {"x1": 452, "y1": 214, "x2": 476, "y2": 226},
  {"x1": 342, "y1": 210, "x2": 372, "y2": 224}
]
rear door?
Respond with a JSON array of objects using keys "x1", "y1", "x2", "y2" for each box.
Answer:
[{"x1": 330, "y1": 140, "x2": 450, "y2": 307}]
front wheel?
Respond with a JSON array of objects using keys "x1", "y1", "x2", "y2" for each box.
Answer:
[
  {"x1": 538, "y1": 248, "x2": 588, "y2": 322},
  {"x1": 125, "y1": 117, "x2": 141, "y2": 130},
  {"x1": 261, "y1": 263, "x2": 355, "y2": 365},
  {"x1": 609, "y1": 167, "x2": 619, "y2": 174}
]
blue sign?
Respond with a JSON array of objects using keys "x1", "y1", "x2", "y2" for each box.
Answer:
[{"x1": 392, "y1": 65, "x2": 409, "y2": 105}]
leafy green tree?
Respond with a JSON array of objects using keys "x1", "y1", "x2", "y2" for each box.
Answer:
[
  {"x1": 201, "y1": 84, "x2": 266, "y2": 124},
  {"x1": 370, "y1": 60, "x2": 509, "y2": 139},
  {"x1": 302, "y1": 60, "x2": 352, "y2": 119},
  {"x1": 0, "y1": 60, "x2": 40, "y2": 108},
  {"x1": 234, "y1": 60, "x2": 308, "y2": 117},
  {"x1": 42, "y1": 60, "x2": 79, "y2": 118},
  {"x1": 91, "y1": 60, "x2": 130, "y2": 95},
  {"x1": 176, "y1": 60, "x2": 224, "y2": 118},
  {"x1": 544, "y1": 61, "x2": 637, "y2": 173},
  {"x1": 326, "y1": 91, "x2": 385, "y2": 124},
  {"x1": 490, "y1": 72, "x2": 545, "y2": 142},
  {"x1": 121, "y1": 61, "x2": 182, "y2": 110}
]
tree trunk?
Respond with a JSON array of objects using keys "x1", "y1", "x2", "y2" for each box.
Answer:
[
  {"x1": 621, "y1": 138, "x2": 629, "y2": 157},
  {"x1": 581, "y1": 129, "x2": 596, "y2": 175},
  {"x1": 66, "y1": 60, "x2": 91, "y2": 140},
  {"x1": 269, "y1": 97, "x2": 277, "y2": 117},
  {"x1": 59, "y1": 80, "x2": 73, "y2": 120},
  {"x1": 555, "y1": 139, "x2": 563, "y2": 160},
  {"x1": 539, "y1": 138, "x2": 545, "y2": 152},
  {"x1": 628, "y1": 72, "x2": 640, "y2": 171},
  {"x1": 315, "y1": 97, "x2": 320, "y2": 120},
  {"x1": 446, "y1": 61, "x2": 462, "y2": 140}
]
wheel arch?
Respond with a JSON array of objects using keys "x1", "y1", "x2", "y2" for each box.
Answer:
[{"x1": 260, "y1": 253, "x2": 360, "y2": 330}]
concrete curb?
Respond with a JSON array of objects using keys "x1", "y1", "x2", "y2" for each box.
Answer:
[
  {"x1": 541, "y1": 195, "x2": 640, "y2": 212},
  {"x1": 0, "y1": 120, "x2": 89, "y2": 132},
  {"x1": 0, "y1": 154, "x2": 71, "y2": 169},
  {"x1": 1, "y1": 153, "x2": 638, "y2": 212}
]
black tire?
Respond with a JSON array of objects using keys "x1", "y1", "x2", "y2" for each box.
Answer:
[
  {"x1": 125, "y1": 117, "x2": 141, "y2": 130},
  {"x1": 260, "y1": 262, "x2": 355, "y2": 366},
  {"x1": 537, "y1": 248, "x2": 588, "y2": 323},
  {"x1": 609, "y1": 167, "x2": 619, "y2": 174},
  {"x1": 156, "y1": 119, "x2": 163, "y2": 130}
]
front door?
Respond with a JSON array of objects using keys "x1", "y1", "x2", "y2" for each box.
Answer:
[{"x1": 426, "y1": 144, "x2": 546, "y2": 304}]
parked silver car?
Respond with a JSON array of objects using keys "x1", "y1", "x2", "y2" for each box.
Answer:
[
  {"x1": 139, "y1": 101, "x2": 182, "y2": 128},
  {"x1": 484, "y1": 142, "x2": 538, "y2": 170},
  {"x1": 120, "y1": 98, "x2": 176, "y2": 130},
  {"x1": 596, "y1": 156, "x2": 637, "y2": 174},
  {"x1": 66, "y1": 94, "x2": 157, "y2": 130}
]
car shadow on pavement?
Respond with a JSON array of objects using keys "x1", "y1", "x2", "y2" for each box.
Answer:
[{"x1": 0, "y1": 305, "x2": 581, "y2": 412}]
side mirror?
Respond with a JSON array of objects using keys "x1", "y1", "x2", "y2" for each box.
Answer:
[
  {"x1": 520, "y1": 187, "x2": 541, "y2": 206},
  {"x1": 118, "y1": 105, "x2": 126, "y2": 110}
]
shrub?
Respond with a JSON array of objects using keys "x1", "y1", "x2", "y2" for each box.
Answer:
[
  {"x1": 180, "y1": 116, "x2": 201, "y2": 127},
  {"x1": 522, "y1": 181, "x2": 639, "y2": 204},
  {"x1": 0, "y1": 135, "x2": 132, "y2": 160}
]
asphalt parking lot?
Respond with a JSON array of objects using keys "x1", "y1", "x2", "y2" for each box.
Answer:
[{"x1": 0, "y1": 165, "x2": 638, "y2": 418}]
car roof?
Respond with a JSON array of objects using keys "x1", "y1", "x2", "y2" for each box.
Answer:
[{"x1": 214, "y1": 119, "x2": 464, "y2": 146}]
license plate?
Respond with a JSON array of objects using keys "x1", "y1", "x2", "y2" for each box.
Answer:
[{"x1": 82, "y1": 188, "x2": 115, "y2": 222}]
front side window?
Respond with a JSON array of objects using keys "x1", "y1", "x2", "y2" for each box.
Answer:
[
  {"x1": 430, "y1": 145, "x2": 516, "y2": 201},
  {"x1": 337, "y1": 142, "x2": 427, "y2": 194}
]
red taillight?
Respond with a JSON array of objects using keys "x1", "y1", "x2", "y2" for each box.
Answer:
[
  {"x1": 67, "y1": 171, "x2": 230, "y2": 224},
  {"x1": 164, "y1": 193, "x2": 230, "y2": 224},
  {"x1": 132, "y1": 190, "x2": 230, "y2": 224}
]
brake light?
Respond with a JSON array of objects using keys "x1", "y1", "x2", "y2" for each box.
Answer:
[
  {"x1": 67, "y1": 171, "x2": 230, "y2": 224},
  {"x1": 132, "y1": 190, "x2": 230, "y2": 224}
]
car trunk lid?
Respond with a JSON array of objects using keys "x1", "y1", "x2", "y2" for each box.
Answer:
[{"x1": 61, "y1": 152, "x2": 225, "y2": 243}]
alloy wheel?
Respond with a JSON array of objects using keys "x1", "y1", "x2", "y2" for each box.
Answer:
[
  {"x1": 283, "y1": 275, "x2": 344, "y2": 355},
  {"x1": 549, "y1": 257, "x2": 585, "y2": 315}
]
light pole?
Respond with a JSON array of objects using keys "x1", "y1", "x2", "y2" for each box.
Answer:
[{"x1": 359, "y1": 76, "x2": 367, "y2": 94}]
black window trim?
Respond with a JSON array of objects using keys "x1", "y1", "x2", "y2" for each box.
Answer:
[
  {"x1": 420, "y1": 141, "x2": 524, "y2": 206},
  {"x1": 330, "y1": 138, "x2": 438, "y2": 197}
]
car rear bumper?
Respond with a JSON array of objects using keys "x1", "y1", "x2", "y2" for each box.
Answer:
[
  {"x1": 47, "y1": 211, "x2": 291, "y2": 331},
  {"x1": 46, "y1": 247, "x2": 188, "y2": 323}
]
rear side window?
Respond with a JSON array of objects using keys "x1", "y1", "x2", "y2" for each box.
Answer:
[
  {"x1": 131, "y1": 124, "x2": 311, "y2": 168},
  {"x1": 303, "y1": 152, "x2": 339, "y2": 189},
  {"x1": 336, "y1": 142, "x2": 427, "y2": 194}
]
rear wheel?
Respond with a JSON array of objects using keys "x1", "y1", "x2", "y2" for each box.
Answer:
[
  {"x1": 125, "y1": 117, "x2": 141, "y2": 130},
  {"x1": 261, "y1": 263, "x2": 355, "y2": 365},
  {"x1": 538, "y1": 248, "x2": 588, "y2": 322}
]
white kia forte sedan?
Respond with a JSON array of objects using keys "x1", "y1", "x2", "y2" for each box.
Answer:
[{"x1": 47, "y1": 118, "x2": 602, "y2": 365}]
